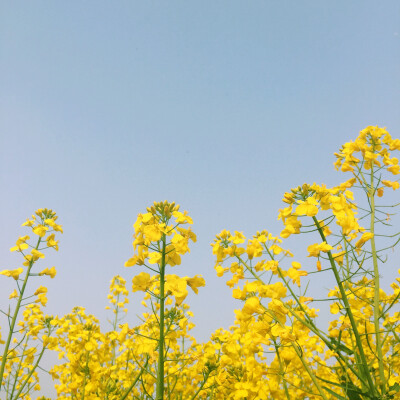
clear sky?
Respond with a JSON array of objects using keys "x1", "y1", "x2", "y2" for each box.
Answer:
[{"x1": 1, "y1": 1, "x2": 399, "y2": 394}]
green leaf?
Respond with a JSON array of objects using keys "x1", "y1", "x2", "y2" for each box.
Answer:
[
  {"x1": 347, "y1": 389, "x2": 362, "y2": 400},
  {"x1": 322, "y1": 386, "x2": 346, "y2": 400},
  {"x1": 330, "y1": 338, "x2": 354, "y2": 355},
  {"x1": 389, "y1": 382, "x2": 400, "y2": 393},
  {"x1": 388, "y1": 382, "x2": 400, "y2": 398}
]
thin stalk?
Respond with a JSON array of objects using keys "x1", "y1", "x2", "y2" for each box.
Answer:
[
  {"x1": 9, "y1": 340, "x2": 27, "y2": 400},
  {"x1": 12, "y1": 344, "x2": 47, "y2": 400},
  {"x1": 0, "y1": 237, "x2": 41, "y2": 389},
  {"x1": 155, "y1": 233, "x2": 166, "y2": 400},
  {"x1": 313, "y1": 216, "x2": 377, "y2": 396},
  {"x1": 119, "y1": 358, "x2": 149, "y2": 400},
  {"x1": 291, "y1": 343, "x2": 330, "y2": 400},
  {"x1": 369, "y1": 169, "x2": 386, "y2": 393},
  {"x1": 274, "y1": 341, "x2": 291, "y2": 400},
  {"x1": 189, "y1": 371, "x2": 211, "y2": 400},
  {"x1": 80, "y1": 350, "x2": 90, "y2": 400}
]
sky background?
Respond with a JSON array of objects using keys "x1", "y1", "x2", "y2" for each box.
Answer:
[{"x1": 1, "y1": 1, "x2": 399, "y2": 396}]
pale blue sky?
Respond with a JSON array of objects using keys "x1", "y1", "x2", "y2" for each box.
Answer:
[{"x1": 1, "y1": 1, "x2": 399, "y2": 393}]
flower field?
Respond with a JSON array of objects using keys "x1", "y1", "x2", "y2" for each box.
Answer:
[{"x1": 1, "y1": 126, "x2": 400, "y2": 399}]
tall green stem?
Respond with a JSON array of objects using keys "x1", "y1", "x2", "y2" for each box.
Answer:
[
  {"x1": 0, "y1": 237, "x2": 41, "y2": 390},
  {"x1": 155, "y1": 233, "x2": 166, "y2": 400},
  {"x1": 369, "y1": 169, "x2": 386, "y2": 393},
  {"x1": 312, "y1": 217, "x2": 377, "y2": 396}
]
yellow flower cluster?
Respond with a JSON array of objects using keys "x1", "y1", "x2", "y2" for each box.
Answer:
[
  {"x1": 334, "y1": 126, "x2": 400, "y2": 174},
  {"x1": 125, "y1": 201, "x2": 195, "y2": 268},
  {"x1": 125, "y1": 201, "x2": 203, "y2": 306},
  {"x1": 0, "y1": 208, "x2": 62, "y2": 398}
]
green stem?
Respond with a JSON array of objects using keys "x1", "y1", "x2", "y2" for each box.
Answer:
[
  {"x1": 369, "y1": 168, "x2": 386, "y2": 394},
  {"x1": 119, "y1": 358, "x2": 149, "y2": 400},
  {"x1": 155, "y1": 233, "x2": 166, "y2": 400},
  {"x1": 80, "y1": 350, "x2": 90, "y2": 400},
  {"x1": 291, "y1": 343, "x2": 330, "y2": 400},
  {"x1": 9, "y1": 339, "x2": 28, "y2": 399},
  {"x1": 273, "y1": 340, "x2": 291, "y2": 400},
  {"x1": 0, "y1": 237, "x2": 41, "y2": 390},
  {"x1": 12, "y1": 344, "x2": 47, "y2": 400},
  {"x1": 313, "y1": 217, "x2": 377, "y2": 396},
  {"x1": 189, "y1": 371, "x2": 210, "y2": 400}
]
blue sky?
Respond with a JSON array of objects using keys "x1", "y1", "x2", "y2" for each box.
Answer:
[{"x1": 1, "y1": 1, "x2": 399, "y2": 394}]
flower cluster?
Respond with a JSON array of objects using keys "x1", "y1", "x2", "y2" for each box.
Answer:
[
  {"x1": 125, "y1": 201, "x2": 203, "y2": 305},
  {"x1": 0, "y1": 209, "x2": 62, "y2": 398}
]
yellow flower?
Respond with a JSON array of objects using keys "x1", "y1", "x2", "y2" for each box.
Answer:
[
  {"x1": 319, "y1": 241, "x2": 334, "y2": 252},
  {"x1": 44, "y1": 218, "x2": 63, "y2": 233},
  {"x1": 22, "y1": 218, "x2": 35, "y2": 227},
  {"x1": 16, "y1": 235, "x2": 30, "y2": 245},
  {"x1": 280, "y1": 216, "x2": 302, "y2": 238},
  {"x1": 229, "y1": 231, "x2": 246, "y2": 244},
  {"x1": 355, "y1": 232, "x2": 374, "y2": 248},
  {"x1": 165, "y1": 275, "x2": 188, "y2": 305},
  {"x1": 10, "y1": 243, "x2": 29, "y2": 252},
  {"x1": 0, "y1": 268, "x2": 24, "y2": 280},
  {"x1": 141, "y1": 212, "x2": 154, "y2": 223},
  {"x1": 330, "y1": 302, "x2": 340, "y2": 314},
  {"x1": 125, "y1": 255, "x2": 140, "y2": 267},
  {"x1": 36, "y1": 293, "x2": 47, "y2": 306},
  {"x1": 148, "y1": 252, "x2": 162, "y2": 264},
  {"x1": 172, "y1": 210, "x2": 193, "y2": 224},
  {"x1": 215, "y1": 265, "x2": 228, "y2": 277},
  {"x1": 9, "y1": 289, "x2": 18, "y2": 299},
  {"x1": 280, "y1": 347, "x2": 296, "y2": 363},
  {"x1": 165, "y1": 245, "x2": 181, "y2": 266},
  {"x1": 246, "y1": 240, "x2": 263, "y2": 259},
  {"x1": 265, "y1": 260, "x2": 279, "y2": 272},
  {"x1": 185, "y1": 275, "x2": 205, "y2": 294},
  {"x1": 287, "y1": 267, "x2": 308, "y2": 286},
  {"x1": 278, "y1": 205, "x2": 293, "y2": 223},
  {"x1": 307, "y1": 241, "x2": 333, "y2": 257},
  {"x1": 382, "y1": 180, "x2": 399, "y2": 190},
  {"x1": 31, "y1": 249, "x2": 45, "y2": 260},
  {"x1": 44, "y1": 218, "x2": 56, "y2": 226},
  {"x1": 269, "y1": 244, "x2": 283, "y2": 255},
  {"x1": 142, "y1": 224, "x2": 162, "y2": 242},
  {"x1": 132, "y1": 272, "x2": 152, "y2": 292},
  {"x1": 295, "y1": 196, "x2": 319, "y2": 217},
  {"x1": 46, "y1": 234, "x2": 59, "y2": 250},
  {"x1": 34, "y1": 286, "x2": 48, "y2": 295},
  {"x1": 33, "y1": 225, "x2": 48, "y2": 237},
  {"x1": 388, "y1": 164, "x2": 400, "y2": 175},
  {"x1": 242, "y1": 297, "x2": 264, "y2": 315},
  {"x1": 341, "y1": 162, "x2": 355, "y2": 172},
  {"x1": 181, "y1": 228, "x2": 197, "y2": 244},
  {"x1": 39, "y1": 266, "x2": 57, "y2": 278},
  {"x1": 271, "y1": 325, "x2": 296, "y2": 342},
  {"x1": 171, "y1": 233, "x2": 190, "y2": 255}
]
